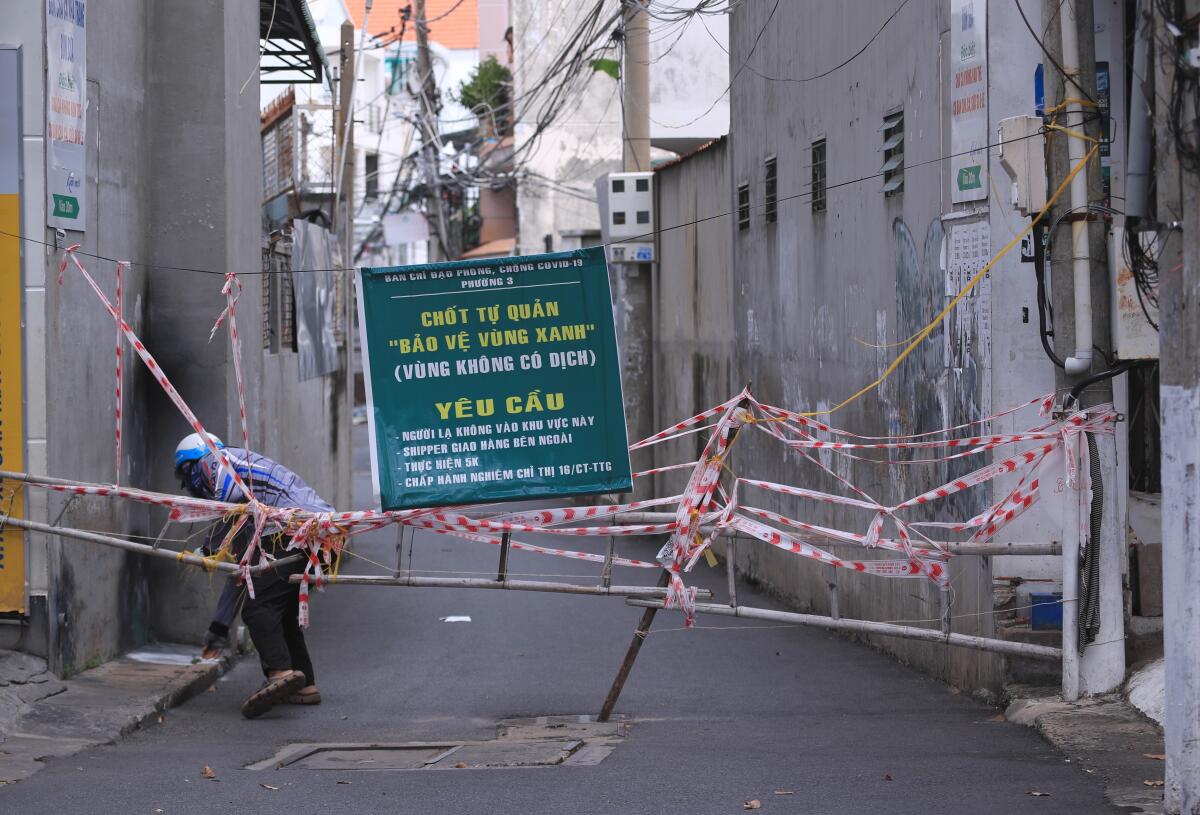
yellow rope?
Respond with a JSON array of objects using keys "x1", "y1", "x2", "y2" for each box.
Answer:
[{"x1": 798, "y1": 141, "x2": 1100, "y2": 418}]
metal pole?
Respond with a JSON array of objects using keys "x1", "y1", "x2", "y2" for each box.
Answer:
[
  {"x1": 149, "y1": 518, "x2": 172, "y2": 550},
  {"x1": 290, "y1": 572, "x2": 709, "y2": 600},
  {"x1": 828, "y1": 564, "x2": 840, "y2": 620},
  {"x1": 497, "y1": 530, "x2": 511, "y2": 582},
  {"x1": 725, "y1": 536, "x2": 737, "y2": 608},
  {"x1": 413, "y1": 0, "x2": 449, "y2": 260},
  {"x1": 601, "y1": 533, "x2": 616, "y2": 589},
  {"x1": 1061, "y1": 440, "x2": 1082, "y2": 701},
  {"x1": 0, "y1": 515, "x2": 300, "y2": 575},
  {"x1": 625, "y1": 599, "x2": 1063, "y2": 662},
  {"x1": 598, "y1": 570, "x2": 671, "y2": 722},
  {"x1": 337, "y1": 19, "x2": 356, "y2": 263}
]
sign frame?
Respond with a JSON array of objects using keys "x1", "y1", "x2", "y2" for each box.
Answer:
[
  {"x1": 46, "y1": 0, "x2": 87, "y2": 231},
  {"x1": 356, "y1": 246, "x2": 633, "y2": 511},
  {"x1": 950, "y1": 0, "x2": 988, "y2": 204}
]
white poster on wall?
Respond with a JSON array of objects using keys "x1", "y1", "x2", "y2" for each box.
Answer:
[
  {"x1": 950, "y1": 0, "x2": 987, "y2": 204},
  {"x1": 46, "y1": 0, "x2": 87, "y2": 230}
]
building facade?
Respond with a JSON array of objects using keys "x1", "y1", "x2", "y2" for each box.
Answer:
[
  {"x1": 2, "y1": 0, "x2": 351, "y2": 675},
  {"x1": 652, "y1": 0, "x2": 1152, "y2": 696}
]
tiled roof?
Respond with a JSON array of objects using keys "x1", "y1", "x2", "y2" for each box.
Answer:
[
  {"x1": 345, "y1": 0, "x2": 479, "y2": 50},
  {"x1": 460, "y1": 237, "x2": 515, "y2": 259}
]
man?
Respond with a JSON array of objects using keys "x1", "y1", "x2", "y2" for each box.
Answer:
[{"x1": 175, "y1": 432, "x2": 333, "y2": 718}]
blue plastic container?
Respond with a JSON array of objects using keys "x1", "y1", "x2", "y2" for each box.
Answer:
[{"x1": 1030, "y1": 592, "x2": 1063, "y2": 630}]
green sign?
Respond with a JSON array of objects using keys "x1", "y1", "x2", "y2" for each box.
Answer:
[
  {"x1": 357, "y1": 247, "x2": 633, "y2": 511},
  {"x1": 956, "y1": 165, "x2": 982, "y2": 191},
  {"x1": 51, "y1": 194, "x2": 79, "y2": 219}
]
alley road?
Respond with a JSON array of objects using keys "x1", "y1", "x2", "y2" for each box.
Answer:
[{"x1": 1, "y1": 428, "x2": 1118, "y2": 814}]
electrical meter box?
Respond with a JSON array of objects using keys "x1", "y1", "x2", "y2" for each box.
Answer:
[{"x1": 595, "y1": 172, "x2": 655, "y2": 263}]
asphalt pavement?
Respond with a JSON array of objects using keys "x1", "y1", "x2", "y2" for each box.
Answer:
[{"x1": 0, "y1": 426, "x2": 1120, "y2": 814}]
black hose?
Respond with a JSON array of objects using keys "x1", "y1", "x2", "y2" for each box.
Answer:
[
  {"x1": 1078, "y1": 433, "x2": 1103, "y2": 648},
  {"x1": 1033, "y1": 226, "x2": 1066, "y2": 369},
  {"x1": 1066, "y1": 361, "x2": 1137, "y2": 407}
]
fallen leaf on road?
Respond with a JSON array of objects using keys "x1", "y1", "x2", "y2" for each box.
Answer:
[
  {"x1": 773, "y1": 790, "x2": 794, "y2": 795},
  {"x1": 1144, "y1": 754, "x2": 1165, "y2": 761},
  {"x1": 260, "y1": 784, "x2": 279, "y2": 790},
  {"x1": 884, "y1": 773, "x2": 893, "y2": 781},
  {"x1": 201, "y1": 765, "x2": 216, "y2": 780},
  {"x1": 989, "y1": 713, "x2": 1006, "y2": 722},
  {"x1": 1144, "y1": 780, "x2": 1164, "y2": 787},
  {"x1": 743, "y1": 800, "x2": 762, "y2": 810},
  {"x1": 206, "y1": 686, "x2": 216, "y2": 693},
  {"x1": 1028, "y1": 791, "x2": 1051, "y2": 797},
  {"x1": 158, "y1": 714, "x2": 165, "y2": 724},
  {"x1": 454, "y1": 762, "x2": 468, "y2": 768}
]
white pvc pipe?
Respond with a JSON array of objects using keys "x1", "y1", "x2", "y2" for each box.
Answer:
[{"x1": 1060, "y1": 0, "x2": 1093, "y2": 376}]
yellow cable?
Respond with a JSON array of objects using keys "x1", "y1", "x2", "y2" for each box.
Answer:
[{"x1": 800, "y1": 141, "x2": 1100, "y2": 418}]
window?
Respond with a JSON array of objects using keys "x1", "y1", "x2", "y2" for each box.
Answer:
[
  {"x1": 386, "y1": 54, "x2": 415, "y2": 95},
  {"x1": 365, "y1": 152, "x2": 379, "y2": 201},
  {"x1": 737, "y1": 183, "x2": 750, "y2": 230},
  {"x1": 811, "y1": 139, "x2": 827, "y2": 213},
  {"x1": 612, "y1": 178, "x2": 625, "y2": 193},
  {"x1": 764, "y1": 157, "x2": 777, "y2": 223},
  {"x1": 881, "y1": 110, "x2": 904, "y2": 197},
  {"x1": 613, "y1": 211, "x2": 626, "y2": 225},
  {"x1": 636, "y1": 210, "x2": 650, "y2": 224},
  {"x1": 635, "y1": 177, "x2": 649, "y2": 192}
]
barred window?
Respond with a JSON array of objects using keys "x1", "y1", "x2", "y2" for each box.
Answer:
[
  {"x1": 881, "y1": 110, "x2": 904, "y2": 197},
  {"x1": 764, "y1": 157, "x2": 777, "y2": 223},
  {"x1": 811, "y1": 139, "x2": 827, "y2": 213},
  {"x1": 737, "y1": 183, "x2": 750, "y2": 230}
]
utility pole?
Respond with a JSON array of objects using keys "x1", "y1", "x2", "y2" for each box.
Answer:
[
  {"x1": 1157, "y1": 1, "x2": 1200, "y2": 809},
  {"x1": 413, "y1": 0, "x2": 449, "y2": 261},
  {"x1": 615, "y1": 0, "x2": 653, "y2": 496},
  {"x1": 1042, "y1": 0, "x2": 1124, "y2": 700},
  {"x1": 621, "y1": 0, "x2": 650, "y2": 171},
  {"x1": 336, "y1": 20, "x2": 355, "y2": 264}
]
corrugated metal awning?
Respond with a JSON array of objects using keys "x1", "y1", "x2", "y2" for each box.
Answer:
[{"x1": 261, "y1": 0, "x2": 328, "y2": 86}]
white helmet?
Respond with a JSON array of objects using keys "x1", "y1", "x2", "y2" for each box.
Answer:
[{"x1": 174, "y1": 432, "x2": 224, "y2": 473}]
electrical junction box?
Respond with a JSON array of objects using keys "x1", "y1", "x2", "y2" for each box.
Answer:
[
  {"x1": 1109, "y1": 224, "x2": 1160, "y2": 360},
  {"x1": 594, "y1": 171, "x2": 655, "y2": 264},
  {"x1": 997, "y1": 115, "x2": 1047, "y2": 216}
]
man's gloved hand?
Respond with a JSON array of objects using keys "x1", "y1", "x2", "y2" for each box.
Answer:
[{"x1": 201, "y1": 628, "x2": 230, "y2": 661}]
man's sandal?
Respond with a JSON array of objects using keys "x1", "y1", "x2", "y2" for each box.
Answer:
[
  {"x1": 240, "y1": 670, "x2": 306, "y2": 719},
  {"x1": 287, "y1": 688, "x2": 322, "y2": 705}
]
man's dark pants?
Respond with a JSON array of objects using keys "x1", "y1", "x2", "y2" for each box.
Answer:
[{"x1": 240, "y1": 554, "x2": 315, "y2": 686}]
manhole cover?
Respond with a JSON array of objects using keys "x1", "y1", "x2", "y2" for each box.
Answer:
[
  {"x1": 247, "y1": 739, "x2": 585, "y2": 771},
  {"x1": 289, "y1": 746, "x2": 458, "y2": 771}
]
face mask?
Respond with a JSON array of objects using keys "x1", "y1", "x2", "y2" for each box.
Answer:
[{"x1": 181, "y1": 460, "x2": 214, "y2": 499}]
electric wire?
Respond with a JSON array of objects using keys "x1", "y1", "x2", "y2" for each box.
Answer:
[{"x1": 0, "y1": 118, "x2": 1085, "y2": 275}]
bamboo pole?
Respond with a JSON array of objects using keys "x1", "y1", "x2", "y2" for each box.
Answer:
[
  {"x1": 625, "y1": 599, "x2": 1063, "y2": 662},
  {"x1": 0, "y1": 515, "x2": 301, "y2": 575}
]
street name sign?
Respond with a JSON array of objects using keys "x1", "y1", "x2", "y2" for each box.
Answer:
[{"x1": 357, "y1": 247, "x2": 632, "y2": 510}]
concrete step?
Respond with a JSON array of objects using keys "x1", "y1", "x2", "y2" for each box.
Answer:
[{"x1": 0, "y1": 643, "x2": 226, "y2": 786}]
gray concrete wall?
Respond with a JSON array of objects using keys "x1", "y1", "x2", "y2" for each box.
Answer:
[
  {"x1": 143, "y1": 3, "x2": 352, "y2": 647},
  {"x1": 667, "y1": 0, "x2": 1008, "y2": 695},
  {"x1": 652, "y1": 140, "x2": 735, "y2": 500},
  {"x1": 26, "y1": 0, "x2": 157, "y2": 674},
  {"x1": 9, "y1": 0, "x2": 350, "y2": 670}
]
